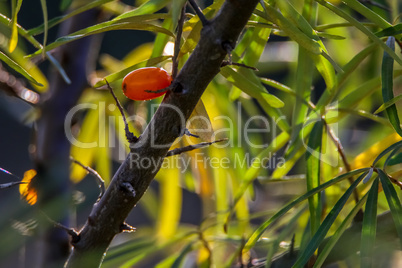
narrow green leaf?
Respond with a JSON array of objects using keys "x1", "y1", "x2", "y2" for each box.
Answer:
[
  {"x1": 30, "y1": 15, "x2": 173, "y2": 57},
  {"x1": 316, "y1": 0, "x2": 402, "y2": 65},
  {"x1": 381, "y1": 37, "x2": 402, "y2": 136},
  {"x1": 0, "y1": 51, "x2": 43, "y2": 86},
  {"x1": 372, "y1": 140, "x2": 402, "y2": 166},
  {"x1": 378, "y1": 169, "x2": 402, "y2": 248},
  {"x1": 171, "y1": 242, "x2": 194, "y2": 268},
  {"x1": 115, "y1": 0, "x2": 170, "y2": 19},
  {"x1": 342, "y1": 0, "x2": 392, "y2": 29},
  {"x1": 220, "y1": 67, "x2": 284, "y2": 108},
  {"x1": 265, "y1": 206, "x2": 307, "y2": 268},
  {"x1": 306, "y1": 120, "x2": 324, "y2": 234},
  {"x1": 338, "y1": 70, "x2": 402, "y2": 111},
  {"x1": 9, "y1": 0, "x2": 23, "y2": 53},
  {"x1": 261, "y1": 4, "x2": 322, "y2": 55},
  {"x1": 375, "y1": 95, "x2": 402, "y2": 114},
  {"x1": 28, "y1": 0, "x2": 115, "y2": 36},
  {"x1": 60, "y1": 0, "x2": 73, "y2": 11},
  {"x1": 386, "y1": 152, "x2": 402, "y2": 166},
  {"x1": 293, "y1": 171, "x2": 367, "y2": 268},
  {"x1": 338, "y1": 43, "x2": 377, "y2": 86},
  {"x1": 39, "y1": 0, "x2": 48, "y2": 55},
  {"x1": 244, "y1": 168, "x2": 368, "y2": 251},
  {"x1": 375, "y1": 24, "x2": 402, "y2": 38},
  {"x1": 314, "y1": 189, "x2": 369, "y2": 268},
  {"x1": 94, "y1": 56, "x2": 171, "y2": 88},
  {"x1": 360, "y1": 177, "x2": 379, "y2": 268}
]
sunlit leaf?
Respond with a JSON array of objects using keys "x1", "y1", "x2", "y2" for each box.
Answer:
[
  {"x1": 187, "y1": 100, "x2": 214, "y2": 142},
  {"x1": 30, "y1": 15, "x2": 173, "y2": 57},
  {"x1": 9, "y1": 0, "x2": 23, "y2": 53},
  {"x1": 19, "y1": 169, "x2": 37, "y2": 205},
  {"x1": 220, "y1": 67, "x2": 284, "y2": 108},
  {"x1": 0, "y1": 51, "x2": 44, "y2": 86}
]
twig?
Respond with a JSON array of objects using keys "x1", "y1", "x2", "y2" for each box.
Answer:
[
  {"x1": 324, "y1": 121, "x2": 360, "y2": 204},
  {"x1": 188, "y1": 0, "x2": 209, "y2": 26},
  {"x1": 0, "y1": 181, "x2": 27, "y2": 189},
  {"x1": 172, "y1": 5, "x2": 186, "y2": 79},
  {"x1": 105, "y1": 79, "x2": 137, "y2": 143},
  {"x1": 221, "y1": 61, "x2": 258, "y2": 71},
  {"x1": 70, "y1": 157, "x2": 105, "y2": 200},
  {"x1": 166, "y1": 138, "x2": 228, "y2": 157},
  {"x1": 374, "y1": 168, "x2": 402, "y2": 190},
  {"x1": 41, "y1": 211, "x2": 80, "y2": 243}
]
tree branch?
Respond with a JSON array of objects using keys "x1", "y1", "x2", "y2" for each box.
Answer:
[{"x1": 65, "y1": 1, "x2": 260, "y2": 266}]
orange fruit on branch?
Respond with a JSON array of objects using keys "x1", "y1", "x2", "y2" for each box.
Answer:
[{"x1": 122, "y1": 67, "x2": 172, "y2": 101}]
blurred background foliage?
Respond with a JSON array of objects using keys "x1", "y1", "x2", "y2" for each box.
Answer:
[{"x1": 1, "y1": 0, "x2": 402, "y2": 267}]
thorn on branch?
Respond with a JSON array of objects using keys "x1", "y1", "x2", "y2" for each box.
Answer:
[
  {"x1": 120, "y1": 222, "x2": 136, "y2": 233},
  {"x1": 221, "y1": 61, "x2": 258, "y2": 71},
  {"x1": 70, "y1": 157, "x2": 105, "y2": 200},
  {"x1": 41, "y1": 211, "x2": 80, "y2": 243},
  {"x1": 105, "y1": 79, "x2": 138, "y2": 144},
  {"x1": 188, "y1": 0, "x2": 209, "y2": 26},
  {"x1": 183, "y1": 128, "x2": 199, "y2": 138},
  {"x1": 166, "y1": 138, "x2": 228, "y2": 157}
]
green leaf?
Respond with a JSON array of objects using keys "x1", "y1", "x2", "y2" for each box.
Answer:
[
  {"x1": 316, "y1": 0, "x2": 402, "y2": 66},
  {"x1": 244, "y1": 168, "x2": 368, "y2": 252},
  {"x1": 220, "y1": 67, "x2": 284, "y2": 108},
  {"x1": 115, "y1": 0, "x2": 170, "y2": 19},
  {"x1": 314, "y1": 189, "x2": 369, "y2": 268},
  {"x1": 260, "y1": 4, "x2": 322, "y2": 55},
  {"x1": 265, "y1": 205, "x2": 307, "y2": 268},
  {"x1": 293, "y1": 171, "x2": 366, "y2": 268},
  {"x1": 342, "y1": 0, "x2": 392, "y2": 29},
  {"x1": 386, "y1": 152, "x2": 402, "y2": 166},
  {"x1": 30, "y1": 15, "x2": 173, "y2": 57},
  {"x1": 372, "y1": 140, "x2": 402, "y2": 166},
  {"x1": 375, "y1": 24, "x2": 402, "y2": 38},
  {"x1": 306, "y1": 119, "x2": 324, "y2": 234},
  {"x1": 378, "y1": 169, "x2": 402, "y2": 248},
  {"x1": 375, "y1": 95, "x2": 402, "y2": 115},
  {"x1": 360, "y1": 177, "x2": 379, "y2": 268},
  {"x1": 94, "y1": 56, "x2": 171, "y2": 88},
  {"x1": 381, "y1": 37, "x2": 402, "y2": 136},
  {"x1": 39, "y1": 0, "x2": 48, "y2": 55},
  {"x1": 28, "y1": 0, "x2": 115, "y2": 35},
  {"x1": 60, "y1": 0, "x2": 73, "y2": 11},
  {"x1": 0, "y1": 51, "x2": 43, "y2": 86}
]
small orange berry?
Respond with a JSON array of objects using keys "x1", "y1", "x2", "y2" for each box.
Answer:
[{"x1": 122, "y1": 67, "x2": 172, "y2": 101}]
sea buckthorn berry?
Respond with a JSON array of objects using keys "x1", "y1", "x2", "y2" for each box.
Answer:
[{"x1": 122, "y1": 67, "x2": 172, "y2": 101}]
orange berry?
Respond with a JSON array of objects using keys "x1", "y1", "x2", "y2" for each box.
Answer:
[{"x1": 122, "y1": 67, "x2": 172, "y2": 101}]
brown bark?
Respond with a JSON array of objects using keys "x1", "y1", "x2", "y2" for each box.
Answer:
[{"x1": 65, "y1": 0, "x2": 260, "y2": 267}]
